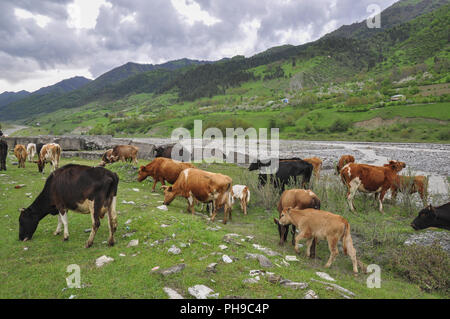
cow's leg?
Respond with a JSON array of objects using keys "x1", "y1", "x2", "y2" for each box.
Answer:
[
  {"x1": 60, "y1": 211, "x2": 69, "y2": 241},
  {"x1": 294, "y1": 231, "x2": 309, "y2": 254},
  {"x1": 210, "y1": 201, "x2": 218, "y2": 222},
  {"x1": 305, "y1": 238, "x2": 314, "y2": 258},
  {"x1": 278, "y1": 224, "x2": 287, "y2": 246},
  {"x1": 187, "y1": 193, "x2": 195, "y2": 215},
  {"x1": 86, "y1": 201, "x2": 100, "y2": 248},
  {"x1": 291, "y1": 225, "x2": 297, "y2": 246},
  {"x1": 54, "y1": 213, "x2": 63, "y2": 236},
  {"x1": 107, "y1": 196, "x2": 118, "y2": 246},
  {"x1": 378, "y1": 189, "x2": 387, "y2": 214},
  {"x1": 347, "y1": 178, "x2": 360, "y2": 212},
  {"x1": 307, "y1": 238, "x2": 317, "y2": 259},
  {"x1": 325, "y1": 236, "x2": 339, "y2": 268}
]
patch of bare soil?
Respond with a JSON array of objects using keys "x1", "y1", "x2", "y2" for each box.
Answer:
[{"x1": 353, "y1": 116, "x2": 448, "y2": 129}]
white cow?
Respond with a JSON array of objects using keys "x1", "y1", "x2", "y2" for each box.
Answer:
[
  {"x1": 232, "y1": 184, "x2": 250, "y2": 215},
  {"x1": 26, "y1": 143, "x2": 36, "y2": 162}
]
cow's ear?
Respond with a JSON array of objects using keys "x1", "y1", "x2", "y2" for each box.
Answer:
[
  {"x1": 286, "y1": 207, "x2": 291, "y2": 214},
  {"x1": 19, "y1": 208, "x2": 25, "y2": 214},
  {"x1": 273, "y1": 218, "x2": 279, "y2": 225}
]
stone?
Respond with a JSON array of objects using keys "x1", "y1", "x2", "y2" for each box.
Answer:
[
  {"x1": 206, "y1": 263, "x2": 218, "y2": 273},
  {"x1": 222, "y1": 255, "x2": 233, "y2": 263},
  {"x1": 304, "y1": 290, "x2": 319, "y2": 299},
  {"x1": 163, "y1": 287, "x2": 184, "y2": 299},
  {"x1": 188, "y1": 285, "x2": 218, "y2": 299},
  {"x1": 280, "y1": 279, "x2": 308, "y2": 289},
  {"x1": 245, "y1": 253, "x2": 273, "y2": 268},
  {"x1": 285, "y1": 255, "x2": 299, "y2": 262},
  {"x1": 95, "y1": 255, "x2": 114, "y2": 268},
  {"x1": 168, "y1": 245, "x2": 181, "y2": 255},
  {"x1": 157, "y1": 205, "x2": 168, "y2": 211},
  {"x1": 219, "y1": 245, "x2": 228, "y2": 250},
  {"x1": 158, "y1": 264, "x2": 186, "y2": 276},
  {"x1": 315, "y1": 272, "x2": 335, "y2": 282},
  {"x1": 267, "y1": 274, "x2": 282, "y2": 284},
  {"x1": 243, "y1": 277, "x2": 259, "y2": 284},
  {"x1": 252, "y1": 244, "x2": 280, "y2": 256},
  {"x1": 127, "y1": 239, "x2": 139, "y2": 247}
]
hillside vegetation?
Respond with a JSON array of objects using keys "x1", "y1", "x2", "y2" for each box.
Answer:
[{"x1": 1, "y1": 0, "x2": 449, "y2": 143}]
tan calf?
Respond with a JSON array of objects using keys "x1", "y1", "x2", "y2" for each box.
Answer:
[
  {"x1": 390, "y1": 175, "x2": 428, "y2": 202},
  {"x1": 162, "y1": 168, "x2": 233, "y2": 224},
  {"x1": 304, "y1": 157, "x2": 322, "y2": 180},
  {"x1": 14, "y1": 144, "x2": 27, "y2": 168},
  {"x1": 279, "y1": 207, "x2": 358, "y2": 273}
]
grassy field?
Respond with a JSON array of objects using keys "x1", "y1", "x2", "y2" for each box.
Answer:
[{"x1": 0, "y1": 155, "x2": 449, "y2": 299}]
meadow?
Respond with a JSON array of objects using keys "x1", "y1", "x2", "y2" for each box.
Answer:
[{"x1": 0, "y1": 155, "x2": 448, "y2": 299}]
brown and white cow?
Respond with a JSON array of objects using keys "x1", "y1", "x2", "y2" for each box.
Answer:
[
  {"x1": 162, "y1": 168, "x2": 233, "y2": 224},
  {"x1": 26, "y1": 143, "x2": 36, "y2": 162},
  {"x1": 275, "y1": 189, "x2": 320, "y2": 257},
  {"x1": 38, "y1": 143, "x2": 61, "y2": 173},
  {"x1": 303, "y1": 157, "x2": 322, "y2": 180},
  {"x1": 231, "y1": 184, "x2": 250, "y2": 215},
  {"x1": 14, "y1": 144, "x2": 27, "y2": 168},
  {"x1": 336, "y1": 155, "x2": 355, "y2": 175},
  {"x1": 340, "y1": 160, "x2": 406, "y2": 213},
  {"x1": 278, "y1": 207, "x2": 359, "y2": 273},
  {"x1": 390, "y1": 175, "x2": 428, "y2": 202},
  {"x1": 19, "y1": 164, "x2": 119, "y2": 248},
  {"x1": 138, "y1": 157, "x2": 195, "y2": 191}
]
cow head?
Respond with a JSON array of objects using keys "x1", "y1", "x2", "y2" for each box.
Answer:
[
  {"x1": 161, "y1": 185, "x2": 176, "y2": 205},
  {"x1": 411, "y1": 204, "x2": 436, "y2": 230},
  {"x1": 278, "y1": 208, "x2": 293, "y2": 226},
  {"x1": 386, "y1": 160, "x2": 406, "y2": 172},
  {"x1": 137, "y1": 166, "x2": 149, "y2": 182},
  {"x1": 18, "y1": 208, "x2": 39, "y2": 241},
  {"x1": 37, "y1": 159, "x2": 45, "y2": 173}
]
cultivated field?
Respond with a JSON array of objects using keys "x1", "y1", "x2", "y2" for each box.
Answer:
[{"x1": 0, "y1": 155, "x2": 448, "y2": 299}]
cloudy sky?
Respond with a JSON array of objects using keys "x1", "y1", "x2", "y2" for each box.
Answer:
[{"x1": 1, "y1": 0, "x2": 399, "y2": 93}]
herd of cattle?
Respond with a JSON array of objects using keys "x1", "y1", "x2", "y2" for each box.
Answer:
[{"x1": 0, "y1": 138, "x2": 448, "y2": 274}]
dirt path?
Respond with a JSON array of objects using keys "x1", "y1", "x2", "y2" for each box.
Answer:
[{"x1": 2, "y1": 124, "x2": 27, "y2": 136}]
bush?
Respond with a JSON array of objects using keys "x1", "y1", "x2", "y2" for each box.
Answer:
[
  {"x1": 437, "y1": 130, "x2": 450, "y2": 141},
  {"x1": 329, "y1": 118, "x2": 351, "y2": 132},
  {"x1": 388, "y1": 243, "x2": 450, "y2": 293}
]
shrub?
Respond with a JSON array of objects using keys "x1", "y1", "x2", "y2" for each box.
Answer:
[{"x1": 329, "y1": 118, "x2": 351, "y2": 132}]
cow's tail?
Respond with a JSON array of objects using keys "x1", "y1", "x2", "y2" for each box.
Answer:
[
  {"x1": 245, "y1": 186, "x2": 250, "y2": 204},
  {"x1": 342, "y1": 221, "x2": 353, "y2": 256}
]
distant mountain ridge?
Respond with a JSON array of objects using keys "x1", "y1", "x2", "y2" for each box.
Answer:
[
  {"x1": 0, "y1": 90, "x2": 30, "y2": 109},
  {"x1": 32, "y1": 76, "x2": 92, "y2": 96}
]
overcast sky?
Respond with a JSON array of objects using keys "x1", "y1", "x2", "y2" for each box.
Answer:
[{"x1": 0, "y1": 0, "x2": 399, "y2": 93}]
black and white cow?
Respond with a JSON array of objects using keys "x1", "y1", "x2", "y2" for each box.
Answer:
[
  {"x1": 19, "y1": 164, "x2": 119, "y2": 248},
  {"x1": 248, "y1": 158, "x2": 313, "y2": 192},
  {"x1": 411, "y1": 202, "x2": 450, "y2": 231},
  {"x1": 0, "y1": 139, "x2": 7, "y2": 171}
]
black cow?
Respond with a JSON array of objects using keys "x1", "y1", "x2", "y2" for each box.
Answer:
[
  {"x1": 248, "y1": 158, "x2": 313, "y2": 192},
  {"x1": 411, "y1": 202, "x2": 450, "y2": 231},
  {"x1": 36, "y1": 143, "x2": 45, "y2": 157},
  {"x1": 155, "y1": 143, "x2": 191, "y2": 161},
  {"x1": 0, "y1": 139, "x2": 7, "y2": 170},
  {"x1": 19, "y1": 164, "x2": 119, "y2": 248}
]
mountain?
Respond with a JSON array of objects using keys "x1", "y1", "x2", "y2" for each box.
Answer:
[
  {"x1": 0, "y1": 90, "x2": 29, "y2": 109},
  {"x1": 33, "y1": 76, "x2": 92, "y2": 95}
]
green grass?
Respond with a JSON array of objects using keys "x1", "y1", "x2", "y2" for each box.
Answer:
[{"x1": 0, "y1": 155, "x2": 448, "y2": 299}]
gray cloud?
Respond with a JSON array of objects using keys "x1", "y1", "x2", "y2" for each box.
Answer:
[{"x1": 0, "y1": 0, "x2": 399, "y2": 91}]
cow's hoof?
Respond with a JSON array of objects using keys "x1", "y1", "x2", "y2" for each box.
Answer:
[
  {"x1": 63, "y1": 236, "x2": 69, "y2": 241},
  {"x1": 222, "y1": 220, "x2": 227, "y2": 225},
  {"x1": 108, "y1": 240, "x2": 115, "y2": 247},
  {"x1": 54, "y1": 231, "x2": 61, "y2": 236},
  {"x1": 85, "y1": 242, "x2": 93, "y2": 248}
]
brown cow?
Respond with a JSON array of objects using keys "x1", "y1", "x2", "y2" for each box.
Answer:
[
  {"x1": 390, "y1": 175, "x2": 428, "y2": 202},
  {"x1": 275, "y1": 189, "x2": 321, "y2": 248},
  {"x1": 101, "y1": 145, "x2": 138, "y2": 165},
  {"x1": 279, "y1": 207, "x2": 358, "y2": 273},
  {"x1": 303, "y1": 157, "x2": 322, "y2": 180},
  {"x1": 336, "y1": 155, "x2": 355, "y2": 175},
  {"x1": 14, "y1": 144, "x2": 27, "y2": 168},
  {"x1": 138, "y1": 157, "x2": 195, "y2": 191},
  {"x1": 162, "y1": 168, "x2": 233, "y2": 224},
  {"x1": 340, "y1": 160, "x2": 406, "y2": 213},
  {"x1": 38, "y1": 143, "x2": 61, "y2": 173},
  {"x1": 98, "y1": 149, "x2": 113, "y2": 166}
]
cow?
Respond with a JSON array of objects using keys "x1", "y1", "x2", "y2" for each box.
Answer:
[
  {"x1": 336, "y1": 155, "x2": 355, "y2": 175},
  {"x1": 390, "y1": 174, "x2": 428, "y2": 202},
  {"x1": 14, "y1": 144, "x2": 27, "y2": 168},
  {"x1": 137, "y1": 157, "x2": 195, "y2": 191},
  {"x1": 98, "y1": 149, "x2": 113, "y2": 166},
  {"x1": 411, "y1": 202, "x2": 450, "y2": 231},
  {"x1": 161, "y1": 168, "x2": 233, "y2": 224},
  {"x1": 26, "y1": 143, "x2": 36, "y2": 162},
  {"x1": 278, "y1": 207, "x2": 359, "y2": 273},
  {"x1": 101, "y1": 145, "x2": 138, "y2": 166},
  {"x1": 248, "y1": 158, "x2": 313, "y2": 192},
  {"x1": 0, "y1": 140, "x2": 7, "y2": 171},
  {"x1": 38, "y1": 143, "x2": 61, "y2": 173},
  {"x1": 155, "y1": 143, "x2": 191, "y2": 161},
  {"x1": 340, "y1": 160, "x2": 406, "y2": 213},
  {"x1": 231, "y1": 184, "x2": 250, "y2": 215},
  {"x1": 18, "y1": 164, "x2": 119, "y2": 248},
  {"x1": 274, "y1": 189, "x2": 320, "y2": 250},
  {"x1": 303, "y1": 157, "x2": 322, "y2": 180},
  {"x1": 36, "y1": 143, "x2": 45, "y2": 156}
]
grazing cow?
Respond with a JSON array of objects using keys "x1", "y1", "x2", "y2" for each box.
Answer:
[
  {"x1": 340, "y1": 160, "x2": 406, "y2": 213},
  {"x1": 249, "y1": 158, "x2": 313, "y2": 192},
  {"x1": 38, "y1": 143, "x2": 61, "y2": 173},
  {"x1": 104, "y1": 145, "x2": 138, "y2": 165},
  {"x1": 14, "y1": 144, "x2": 27, "y2": 168},
  {"x1": 19, "y1": 164, "x2": 119, "y2": 248},
  {"x1": 231, "y1": 184, "x2": 250, "y2": 215},
  {"x1": 336, "y1": 155, "x2": 355, "y2": 175},
  {"x1": 274, "y1": 189, "x2": 320, "y2": 250},
  {"x1": 27, "y1": 143, "x2": 36, "y2": 162},
  {"x1": 303, "y1": 157, "x2": 323, "y2": 180},
  {"x1": 0, "y1": 140, "x2": 7, "y2": 171},
  {"x1": 162, "y1": 168, "x2": 233, "y2": 224},
  {"x1": 390, "y1": 174, "x2": 428, "y2": 202},
  {"x1": 411, "y1": 202, "x2": 450, "y2": 231},
  {"x1": 138, "y1": 157, "x2": 195, "y2": 191},
  {"x1": 98, "y1": 149, "x2": 113, "y2": 166},
  {"x1": 279, "y1": 207, "x2": 358, "y2": 273},
  {"x1": 36, "y1": 143, "x2": 45, "y2": 156}
]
